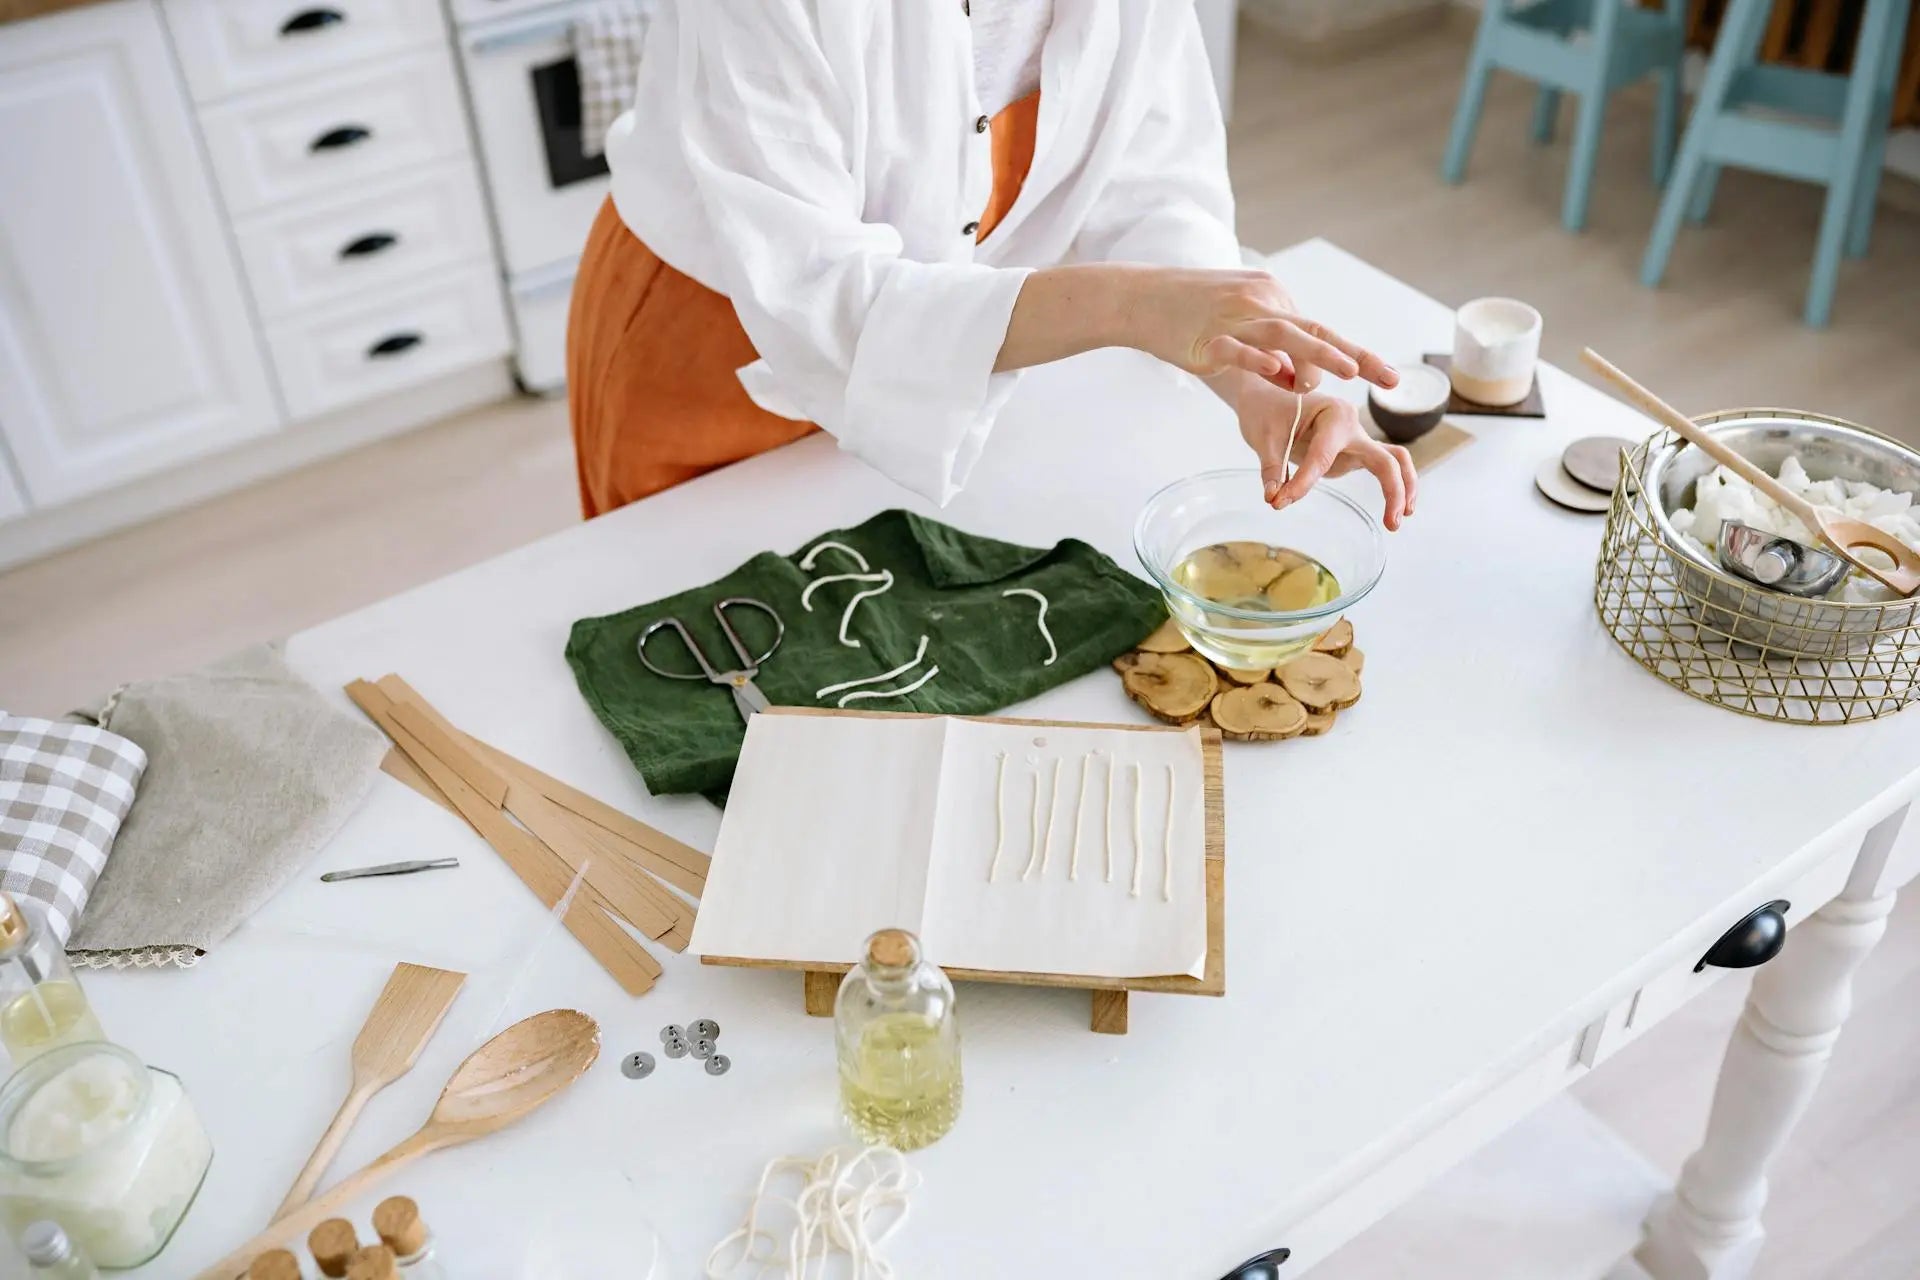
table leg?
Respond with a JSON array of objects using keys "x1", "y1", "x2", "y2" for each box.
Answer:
[
  {"x1": 804, "y1": 971, "x2": 838, "y2": 1017},
  {"x1": 1635, "y1": 805, "x2": 1909, "y2": 1280}
]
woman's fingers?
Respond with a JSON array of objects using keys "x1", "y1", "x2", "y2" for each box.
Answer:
[
  {"x1": 1392, "y1": 443, "x2": 1419, "y2": 516},
  {"x1": 1360, "y1": 443, "x2": 1409, "y2": 531},
  {"x1": 1239, "y1": 319, "x2": 1359, "y2": 383},
  {"x1": 1200, "y1": 334, "x2": 1284, "y2": 380},
  {"x1": 1274, "y1": 408, "x2": 1344, "y2": 508}
]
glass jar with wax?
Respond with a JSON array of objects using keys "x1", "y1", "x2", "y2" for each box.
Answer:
[
  {"x1": 0, "y1": 1043, "x2": 213, "y2": 1268},
  {"x1": 835, "y1": 929, "x2": 962, "y2": 1150},
  {"x1": 0, "y1": 894, "x2": 105, "y2": 1068}
]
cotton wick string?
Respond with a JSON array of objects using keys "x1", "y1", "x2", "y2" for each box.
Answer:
[
  {"x1": 800, "y1": 571, "x2": 888, "y2": 612},
  {"x1": 800, "y1": 540, "x2": 870, "y2": 573},
  {"x1": 985, "y1": 751, "x2": 1008, "y2": 882},
  {"x1": 837, "y1": 663, "x2": 939, "y2": 708},
  {"x1": 838, "y1": 571, "x2": 895, "y2": 648},
  {"x1": 1001, "y1": 588, "x2": 1057, "y2": 665},
  {"x1": 1277, "y1": 389, "x2": 1305, "y2": 494},
  {"x1": 705, "y1": 1145, "x2": 920, "y2": 1280},
  {"x1": 816, "y1": 635, "x2": 930, "y2": 700}
]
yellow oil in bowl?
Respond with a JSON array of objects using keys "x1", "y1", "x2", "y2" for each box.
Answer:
[{"x1": 1168, "y1": 541, "x2": 1342, "y2": 666}]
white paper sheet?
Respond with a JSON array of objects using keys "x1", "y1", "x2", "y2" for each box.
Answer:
[{"x1": 689, "y1": 713, "x2": 1209, "y2": 980}]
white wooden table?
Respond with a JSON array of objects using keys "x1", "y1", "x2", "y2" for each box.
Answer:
[{"x1": 91, "y1": 241, "x2": 1919, "y2": 1279}]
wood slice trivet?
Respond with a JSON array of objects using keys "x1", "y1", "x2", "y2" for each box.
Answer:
[{"x1": 1114, "y1": 617, "x2": 1364, "y2": 741}]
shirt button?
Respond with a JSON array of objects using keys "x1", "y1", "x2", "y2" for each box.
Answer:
[
  {"x1": 974, "y1": 114, "x2": 989, "y2": 134},
  {"x1": 962, "y1": 220, "x2": 980, "y2": 236},
  {"x1": 962, "y1": 0, "x2": 970, "y2": 14}
]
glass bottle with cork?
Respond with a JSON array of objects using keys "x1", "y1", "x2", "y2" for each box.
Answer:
[
  {"x1": 834, "y1": 928, "x2": 962, "y2": 1150},
  {"x1": 19, "y1": 1221, "x2": 100, "y2": 1279},
  {"x1": 344, "y1": 1244, "x2": 397, "y2": 1280},
  {"x1": 307, "y1": 1220, "x2": 359, "y2": 1279},
  {"x1": 0, "y1": 892, "x2": 104, "y2": 1066},
  {"x1": 248, "y1": 1249, "x2": 305, "y2": 1280},
  {"x1": 373, "y1": 1196, "x2": 446, "y2": 1279}
]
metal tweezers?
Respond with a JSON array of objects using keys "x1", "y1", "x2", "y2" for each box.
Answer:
[{"x1": 320, "y1": 857, "x2": 460, "y2": 883}]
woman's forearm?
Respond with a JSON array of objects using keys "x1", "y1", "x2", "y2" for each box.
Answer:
[{"x1": 994, "y1": 264, "x2": 1140, "y2": 372}]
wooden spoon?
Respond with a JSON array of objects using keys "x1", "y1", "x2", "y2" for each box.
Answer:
[
  {"x1": 271, "y1": 962, "x2": 466, "y2": 1220},
  {"x1": 1582, "y1": 348, "x2": 1920, "y2": 597},
  {"x1": 195, "y1": 1009, "x2": 600, "y2": 1280}
]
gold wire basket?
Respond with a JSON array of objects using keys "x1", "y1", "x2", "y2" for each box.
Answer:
[{"x1": 1594, "y1": 408, "x2": 1920, "y2": 725}]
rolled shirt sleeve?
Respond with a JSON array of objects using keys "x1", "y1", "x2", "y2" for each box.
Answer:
[
  {"x1": 1068, "y1": 8, "x2": 1242, "y2": 272},
  {"x1": 675, "y1": 2, "x2": 1032, "y2": 506}
]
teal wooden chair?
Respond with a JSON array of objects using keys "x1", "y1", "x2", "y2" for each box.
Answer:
[
  {"x1": 1442, "y1": 0, "x2": 1690, "y2": 232},
  {"x1": 1641, "y1": 0, "x2": 1913, "y2": 327}
]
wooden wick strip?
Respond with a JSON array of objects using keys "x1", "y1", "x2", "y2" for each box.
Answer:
[
  {"x1": 379, "y1": 747, "x2": 450, "y2": 811},
  {"x1": 459, "y1": 734, "x2": 710, "y2": 888},
  {"x1": 345, "y1": 682, "x2": 659, "y2": 995}
]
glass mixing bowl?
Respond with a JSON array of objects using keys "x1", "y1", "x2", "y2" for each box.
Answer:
[{"x1": 1134, "y1": 469, "x2": 1387, "y2": 668}]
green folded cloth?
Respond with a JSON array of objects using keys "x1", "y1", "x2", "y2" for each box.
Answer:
[{"x1": 566, "y1": 509, "x2": 1165, "y2": 798}]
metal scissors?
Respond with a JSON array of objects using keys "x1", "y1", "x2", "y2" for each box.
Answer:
[{"x1": 637, "y1": 597, "x2": 785, "y2": 723}]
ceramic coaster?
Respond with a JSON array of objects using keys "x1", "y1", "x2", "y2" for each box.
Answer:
[
  {"x1": 1536, "y1": 458, "x2": 1612, "y2": 513},
  {"x1": 1424, "y1": 354, "x2": 1546, "y2": 418},
  {"x1": 1562, "y1": 436, "x2": 1634, "y2": 493}
]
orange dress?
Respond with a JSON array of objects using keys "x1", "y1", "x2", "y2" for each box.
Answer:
[{"x1": 566, "y1": 93, "x2": 1040, "y2": 519}]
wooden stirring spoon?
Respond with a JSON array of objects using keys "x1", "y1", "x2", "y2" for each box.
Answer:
[
  {"x1": 1583, "y1": 348, "x2": 1920, "y2": 597},
  {"x1": 272, "y1": 962, "x2": 466, "y2": 1220},
  {"x1": 196, "y1": 1009, "x2": 600, "y2": 1280}
]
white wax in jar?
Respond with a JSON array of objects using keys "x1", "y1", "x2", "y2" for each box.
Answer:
[
  {"x1": 1371, "y1": 366, "x2": 1450, "y2": 414},
  {"x1": 0, "y1": 1053, "x2": 212, "y2": 1267}
]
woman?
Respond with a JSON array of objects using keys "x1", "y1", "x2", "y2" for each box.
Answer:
[{"x1": 569, "y1": 0, "x2": 1416, "y2": 529}]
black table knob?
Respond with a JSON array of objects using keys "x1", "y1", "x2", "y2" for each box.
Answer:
[{"x1": 1695, "y1": 899, "x2": 1791, "y2": 972}]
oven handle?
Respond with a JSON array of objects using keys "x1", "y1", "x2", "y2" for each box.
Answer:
[{"x1": 466, "y1": 15, "x2": 578, "y2": 56}]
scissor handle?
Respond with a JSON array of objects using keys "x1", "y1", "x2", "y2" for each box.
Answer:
[
  {"x1": 637, "y1": 617, "x2": 722, "y2": 681},
  {"x1": 713, "y1": 597, "x2": 784, "y2": 670}
]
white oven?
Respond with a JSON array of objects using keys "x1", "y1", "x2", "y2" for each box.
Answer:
[{"x1": 453, "y1": 0, "x2": 629, "y2": 391}]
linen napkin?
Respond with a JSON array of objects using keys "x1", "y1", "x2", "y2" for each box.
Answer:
[
  {"x1": 566, "y1": 509, "x2": 1166, "y2": 798},
  {"x1": 0, "y1": 714, "x2": 146, "y2": 944},
  {"x1": 573, "y1": 0, "x2": 652, "y2": 156},
  {"x1": 65, "y1": 644, "x2": 389, "y2": 969}
]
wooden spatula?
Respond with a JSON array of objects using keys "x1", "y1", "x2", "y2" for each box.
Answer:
[
  {"x1": 200, "y1": 1009, "x2": 599, "y2": 1280},
  {"x1": 270, "y1": 962, "x2": 466, "y2": 1220},
  {"x1": 1583, "y1": 349, "x2": 1920, "y2": 597}
]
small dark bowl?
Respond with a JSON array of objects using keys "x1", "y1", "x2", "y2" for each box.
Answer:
[{"x1": 1367, "y1": 364, "x2": 1451, "y2": 444}]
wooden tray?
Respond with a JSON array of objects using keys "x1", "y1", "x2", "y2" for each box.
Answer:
[{"x1": 702, "y1": 708, "x2": 1225, "y2": 1034}]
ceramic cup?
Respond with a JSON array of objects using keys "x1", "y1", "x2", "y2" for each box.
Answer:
[
  {"x1": 1367, "y1": 363, "x2": 1451, "y2": 443},
  {"x1": 1450, "y1": 297, "x2": 1542, "y2": 407}
]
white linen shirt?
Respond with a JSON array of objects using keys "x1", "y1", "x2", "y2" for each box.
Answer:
[{"x1": 604, "y1": 0, "x2": 1239, "y2": 506}]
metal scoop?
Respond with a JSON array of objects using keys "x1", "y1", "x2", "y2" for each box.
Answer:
[{"x1": 1717, "y1": 520, "x2": 1849, "y2": 598}]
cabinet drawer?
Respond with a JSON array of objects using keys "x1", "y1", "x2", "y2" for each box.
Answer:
[
  {"x1": 265, "y1": 266, "x2": 510, "y2": 420},
  {"x1": 1605, "y1": 843, "x2": 1857, "y2": 1060},
  {"x1": 235, "y1": 159, "x2": 493, "y2": 319},
  {"x1": 199, "y1": 47, "x2": 468, "y2": 216},
  {"x1": 163, "y1": 0, "x2": 447, "y2": 104}
]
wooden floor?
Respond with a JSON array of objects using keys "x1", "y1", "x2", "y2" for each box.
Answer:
[{"x1": 3, "y1": 17, "x2": 1918, "y2": 1276}]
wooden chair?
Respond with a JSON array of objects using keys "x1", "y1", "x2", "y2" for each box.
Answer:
[
  {"x1": 1442, "y1": 0, "x2": 1691, "y2": 232},
  {"x1": 1640, "y1": 0, "x2": 1914, "y2": 326}
]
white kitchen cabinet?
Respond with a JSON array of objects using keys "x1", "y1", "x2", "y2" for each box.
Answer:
[
  {"x1": 0, "y1": 0, "x2": 279, "y2": 508},
  {"x1": 162, "y1": 0, "x2": 447, "y2": 105}
]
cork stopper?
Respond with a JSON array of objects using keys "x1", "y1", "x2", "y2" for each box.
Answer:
[
  {"x1": 307, "y1": 1219, "x2": 358, "y2": 1278},
  {"x1": 0, "y1": 893, "x2": 27, "y2": 952},
  {"x1": 248, "y1": 1249, "x2": 303, "y2": 1280},
  {"x1": 344, "y1": 1245, "x2": 397, "y2": 1280},
  {"x1": 866, "y1": 928, "x2": 917, "y2": 969},
  {"x1": 372, "y1": 1195, "x2": 427, "y2": 1258}
]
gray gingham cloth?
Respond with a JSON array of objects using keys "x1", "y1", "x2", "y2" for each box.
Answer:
[
  {"x1": 0, "y1": 714, "x2": 146, "y2": 945},
  {"x1": 65, "y1": 643, "x2": 389, "y2": 969},
  {"x1": 573, "y1": 0, "x2": 652, "y2": 156}
]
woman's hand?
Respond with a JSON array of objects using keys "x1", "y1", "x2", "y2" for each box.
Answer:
[
  {"x1": 1232, "y1": 380, "x2": 1417, "y2": 531},
  {"x1": 1120, "y1": 266, "x2": 1399, "y2": 391}
]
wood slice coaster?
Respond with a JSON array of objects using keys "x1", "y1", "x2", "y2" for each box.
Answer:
[
  {"x1": 1422, "y1": 354, "x2": 1546, "y2": 418},
  {"x1": 1114, "y1": 617, "x2": 1365, "y2": 742}
]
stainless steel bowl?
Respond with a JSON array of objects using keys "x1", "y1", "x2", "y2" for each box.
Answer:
[{"x1": 1642, "y1": 409, "x2": 1920, "y2": 658}]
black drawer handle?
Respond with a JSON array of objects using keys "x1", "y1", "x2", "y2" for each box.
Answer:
[
  {"x1": 366, "y1": 331, "x2": 423, "y2": 359},
  {"x1": 1219, "y1": 1248, "x2": 1290, "y2": 1280},
  {"x1": 310, "y1": 125, "x2": 372, "y2": 153},
  {"x1": 1695, "y1": 900, "x2": 1791, "y2": 972},
  {"x1": 339, "y1": 232, "x2": 398, "y2": 259},
  {"x1": 279, "y1": 8, "x2": 345, "y2": 35}
]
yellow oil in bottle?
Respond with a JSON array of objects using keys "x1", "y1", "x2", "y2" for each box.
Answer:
[
  {"x1": 1168, "y1": 541, "x2": 1343, "y2": 666},
  {"x1": 838, "y1": 1010, "x2": 963, "y2": 1151},
  {"x1": 0, "y1": 980, "x2": 105, "y2": 1063}
]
